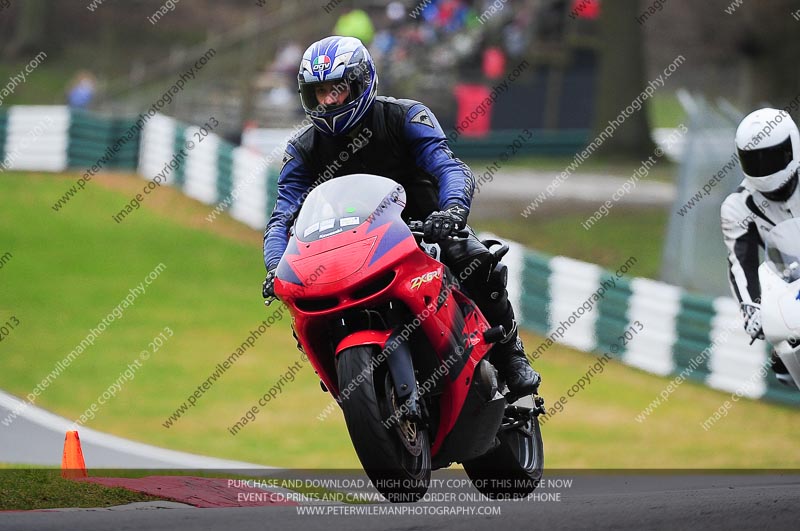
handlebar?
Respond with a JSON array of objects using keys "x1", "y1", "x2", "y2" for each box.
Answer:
[
  {"x1": 408, "y1": 221, "x2": 470, "y2": 243},
  {"x1": 407, "y1": 220, "x2": 470, "y2": 241}
]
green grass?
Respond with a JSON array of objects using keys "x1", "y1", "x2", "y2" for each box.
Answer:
[
  {"x1": 0, "y1": 172, "x2": 350, "y2": 469},
  {"x1": 0, "y1": 41, "x2": 207, "y2": 107},
  {"x1": 0, "y1": 172, "x2": 796, "y2": 471},
  {"x1": 473, "y1": 207, "x2": 668, "y2": 279},
  {"x1": 0, "y1": 45, "x2": 112, "y2": 107},
  {"x1": 648, "y1": 92, "x2": 687, "y2": 130},
  {"x1": 0, "y1": 62, "x2": 71, "y2": 107},
  {"x1": 0, "y1": 469, "x2": 161, "y2": 510}
]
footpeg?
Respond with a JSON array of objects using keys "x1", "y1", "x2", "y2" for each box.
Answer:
[{"x1": 533, "y1": 395, "x2": 546, "y2": 416}]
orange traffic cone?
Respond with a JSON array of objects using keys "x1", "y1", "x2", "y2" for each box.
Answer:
[{"x1": 61, "y1": 430, "x2": 88, "y2": 479}]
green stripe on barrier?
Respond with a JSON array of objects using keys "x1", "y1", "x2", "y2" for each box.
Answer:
[
  {"x1": 673, "y1": 293, "x2": 714, "y2": 381},
  {"x1": 217, "y1": 142, "x2": 234, "y2": 205},
  {"x1": 68, "y1": 110, "x2": 108, "y2": 169},
  {"x1": 595, "y1": 274, "x2": 632, "y2": 359},
  {"x1": 67, "y1": 111, "x2": 141, "y2": 171},
  {"x1": 109, "y1": 118, "x2": 141, "y2": 169},
  {"x1": 520, "y1": 251, "x2": 551, "y2": 335},
  {"x1": 173, "y1": 125, "x2": 187, "y2": 188}
]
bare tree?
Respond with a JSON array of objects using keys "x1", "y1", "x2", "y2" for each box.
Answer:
[
  {"x1": 4, "y1": 0, "x2": 47, "y2": 59},
  {"x1": 593, "y1": 0, "x2": 655, "y2": 158}
]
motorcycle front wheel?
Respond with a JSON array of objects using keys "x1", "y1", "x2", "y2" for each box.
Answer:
[{"x1": 337, "y1": 345, "x2": 431, "y2": 503}]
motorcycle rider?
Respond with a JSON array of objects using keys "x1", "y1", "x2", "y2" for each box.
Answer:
[
  {"x1": 261, "y1": 36, "x2": 540, "y2": 396},
  {"x1": 721, "y1": 107, "x2": 800, "y2": 386}
]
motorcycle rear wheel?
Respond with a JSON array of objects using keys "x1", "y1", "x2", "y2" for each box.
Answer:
[
  {"x1": 337, "y1": 345, "x2": 431, "y2": 503},
  {"x1": 462, "y1": 411, "x2": 544, "y2": 500}
]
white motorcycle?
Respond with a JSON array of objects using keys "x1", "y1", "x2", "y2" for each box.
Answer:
[{"x1": 759, "y1": 217, "x2": 800, "y2": 389}]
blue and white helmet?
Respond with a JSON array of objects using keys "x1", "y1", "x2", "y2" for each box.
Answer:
[{"x1": 298, "y1": 36, "x2": 378, "y2": 136}]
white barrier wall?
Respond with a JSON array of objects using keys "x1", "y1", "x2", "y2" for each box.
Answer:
[
  {"x1": 509, "y1": 247, "x2": 794, "y2": 405},
  {"x1": 624, "y1": 278, "x2": 681, "y2": 376},
  {"x1": 707, "y1": 297, "x2": 768, "y2": 398},
  {"x1": 547, "y1": 256, "x2": 602, "y2": 352},
  {"x1": 230, "y1": 148, "x2": 270, "y2": 230},
  {"x1": 3, "y1": 106, "x2": 69, "y2": 171},
  {"x1": 182, "y1": 126, "x2": 219, "y2": 205},
  {"x1": 136, "y1": 113, "x2": 275, "y2": 231},
  {"x1": 138, "y1": 113, "x2": 177, "y2": 184}
]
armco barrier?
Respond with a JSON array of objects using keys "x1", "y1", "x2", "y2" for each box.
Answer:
[
  {"x1": 68, "y1": 110, "x2": 140, "y2": 170},
  {"x1": 137, "y1": 112, "x2": 273, "y2": 230},
  {"x1": 1, "y1": 106, "x2": 797, "y2": 407},
  {"x1": 0, "y1": 106, "x2": 138, "y2": 173},
  {"x1": 507, "y1": 239, "x2": 800, "y2": 407},
  {"x1": 1, "y1": 106, "x2": 70, "y2": 172}
]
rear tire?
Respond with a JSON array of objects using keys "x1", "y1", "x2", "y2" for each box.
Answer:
[
  {"x1": 337, "y1": 345, "x2": 431, "y2": 503},
  {"x1": 462, "y1": 413, "x2": 544, "y2": 500}
]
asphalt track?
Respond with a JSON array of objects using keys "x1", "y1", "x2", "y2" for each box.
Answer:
[
  {"x1": 2, "y1": 473, "x2": 798, "y2": 530},
  {"x1": 3, "y1": 389, "x2": 797, "y2": 529},
  {"x1": 0, "y1": 390, "x2": 265, "y2": 468},
  {"x1": 474, "y1": 169, "x2": 675, "y2": 205}
]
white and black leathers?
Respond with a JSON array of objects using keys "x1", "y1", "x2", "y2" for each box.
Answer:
[{"x1": 720, "y1": 176, "x2": 800, "y2": 306}]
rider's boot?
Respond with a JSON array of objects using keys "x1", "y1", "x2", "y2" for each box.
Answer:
[
  {"x1": 468, "y1": 259, "x2": 540, "y2": 395},
  {"x1": 771, "y1": 350, "x2": 797, "y2": 388},
  {"x1": 491, "y1": 320, "x2": 541, "y2": 395}
]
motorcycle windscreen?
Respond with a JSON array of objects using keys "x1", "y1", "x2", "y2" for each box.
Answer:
[
  {"x1": 294, "y1": 174, "x2": 406, "y2": 242},
  {"x1": 765, "y1": 218, "x2": 800, "y2": 282}
]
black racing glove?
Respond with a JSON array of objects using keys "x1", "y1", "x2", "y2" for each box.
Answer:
[
  {"x1": 423, "y1": 204, "x2": 468, "y2": 242},
  {"x1": 262, "y1": 267, "x2": 278, "y2": 305}
]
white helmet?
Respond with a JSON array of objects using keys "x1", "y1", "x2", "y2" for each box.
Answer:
[{"x1": 735, "y1": 108, "x2": 800, "y2": 198}]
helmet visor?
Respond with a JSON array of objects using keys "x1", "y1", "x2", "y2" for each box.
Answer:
[
  {"x1": 739, "y1": 136, "x2": 794, "y2": 178},
  {"x1": 299, "y1": 78, "x2": 356, "y2": 114}
]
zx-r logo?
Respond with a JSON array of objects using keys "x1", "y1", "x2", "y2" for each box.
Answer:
[{"x1": 410, "y1": 270, "x2": 441, "y2": 290}]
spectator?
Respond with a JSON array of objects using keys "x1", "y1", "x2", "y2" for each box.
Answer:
[
  {"x1": 66, "y1": 71, "x2": 96, "y2": 109},
  {"x1": 333, "y1": 8, "x2": 375, "y2": 45}
]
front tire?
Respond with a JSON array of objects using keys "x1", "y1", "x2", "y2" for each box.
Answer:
[{"x1": 337, "y1": 345, "x2": 431, "y2": 503}]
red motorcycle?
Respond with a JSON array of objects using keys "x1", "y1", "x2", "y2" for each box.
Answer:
[{"x1": 273, "y1": 174, "x2": 544, "y2": 502}]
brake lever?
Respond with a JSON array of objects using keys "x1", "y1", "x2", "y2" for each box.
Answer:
[{"x1": 408, "y1": 220, "x2": 427, "y2": 240}]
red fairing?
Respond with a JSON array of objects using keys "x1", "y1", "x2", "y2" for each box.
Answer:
[
  {"x1": 275, "y1": 211, "x2": 426, "y2": 397},
  {"x1": 335, "y1": 330, "x2": 392, "y2": 356},
  {"x1": 274, "y1": 188, "x2": 493, "y2": 458}
]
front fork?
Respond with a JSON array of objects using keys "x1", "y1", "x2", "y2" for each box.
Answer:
[{"x1": 385, "y1": 328, "x2": 421, "y2": 420}]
